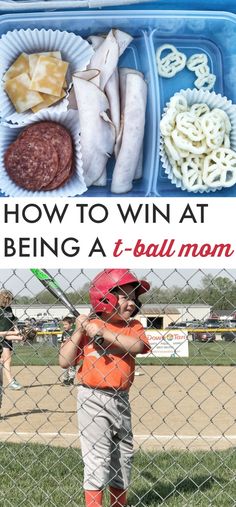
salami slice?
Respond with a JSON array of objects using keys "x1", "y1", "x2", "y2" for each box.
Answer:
[
  {"x1": 17, "y1": 121, "x2": 73, "y2": 190},
  {"x1": 4, "y1": 138, "x2": 59, "y2": 191},
  {"x1": 20, "y1": 122, "x2": 73, "y2": 171},
  {"x1": 43, "y1": 157, "x2": 73, "y2": 190},
  {"x1": 5, "y1": 120, "x2": 74, "y2": 191}
]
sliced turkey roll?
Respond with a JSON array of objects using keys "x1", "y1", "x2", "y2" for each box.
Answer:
[
  {"x1": 73, "y1": 71, "x2": 115, "y2": 187},
  {"x1": 111, "y1": 72, "x2": 147, "y2": 194}
]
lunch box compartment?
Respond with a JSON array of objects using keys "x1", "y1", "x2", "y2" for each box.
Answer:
[
  {"x1": 0, "y1": 11, "x2": 236, "y2": 197},
  {"x1": 0, "y1": 13, "x2": 158, "y2": 197},
  {"x1": 82, "y1": 31, "x2": 157, "y2": 197},
  {"x1": 149, "y1": 12, "x2": 236, "y2": 196}
]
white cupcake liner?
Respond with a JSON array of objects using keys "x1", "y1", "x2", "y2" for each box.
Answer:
[
  {"x1": 0, "y1": 109, "x2": 88, "y2": 197},
  {"x1": 0, "y1": 28, "x2": 94, "y2": 125},
  {"x1": 160, "y1": 88, "x2": 236, "y2": 194}
]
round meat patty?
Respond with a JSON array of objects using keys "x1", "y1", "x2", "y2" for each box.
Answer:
[
  {"x1": 4, "y1": 138, "x2": 59, "y2": 191},
  {"x1": 43, "y1": 157, "x2": 73, "y2": 190},
  {"x1": 19, "y1": 121, "x2": 73, "y2": 171}
]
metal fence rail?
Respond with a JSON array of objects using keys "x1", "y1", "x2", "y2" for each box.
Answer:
[{"x1": 0, "y1": 268, "x2": 235, "y2": 507}]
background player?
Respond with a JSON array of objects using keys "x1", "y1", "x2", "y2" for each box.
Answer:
[
  {"x1": 0, "y1": 289, "x2": 24, "y2": 392},
  {"x1": 59, "y1": 316, "x2": 76, "y2": 385}
]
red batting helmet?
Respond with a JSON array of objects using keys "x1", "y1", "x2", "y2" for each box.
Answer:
[{"x1": 89, "y1": 269, "x2": 150, "y2": 315}]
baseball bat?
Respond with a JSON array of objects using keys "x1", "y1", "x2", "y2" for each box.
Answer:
[{"x1": 31, "y1": 269, "x2": 103, "y2": 344}]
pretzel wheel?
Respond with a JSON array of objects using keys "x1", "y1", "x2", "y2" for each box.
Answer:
[
  {"x1": 176, "y1": 112, "x2": 205, "y2": 142},
  {"x1": 190, "y1": 103, "x2": 210, "y2": 118},
  {"x1": 169, "y1": 94, "x2": 188, "y2": 112},
  {"x1": 195, "y1": 63, "x2": 210, "y2": 77},
  {"x1": 156, "y1": 44, "x2": 186, "y2": 78},
  {"x1": 166, "y1": 153, "x2": 183, "y2": 180},
  {"x1": 203, "y1": 148, "x2": 236, "y2": 188},
  {"x1": 182, "y1": 155, "x2": 207, "y2": 192},
  {"x1": 160, "y1": 108, "x2": 177, "y2": 136},
  {"x1": 186, "y1": 53, "x2": 208, "y2": 71},
  {"x1": 164, "y1": 136, "x2": 181, "y2": 161},
  {"x1": 194, "y1": 73, "x2": 216, "y2": 91},
  {"x1": 211, "y1": 108, "x2": 231, "y2": 134},
  {"x1": 172, "y1": 129, "x2": 207, "y2": 155},
  {"x1": 200, "y1": 111, "x2": 225, "y2": 150}
]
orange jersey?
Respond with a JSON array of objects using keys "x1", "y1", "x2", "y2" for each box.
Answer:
[{"x1": 75, "y1": 318, "x2": 150, "y2": 391}]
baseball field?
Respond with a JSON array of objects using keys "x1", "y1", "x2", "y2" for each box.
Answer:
[
  {"x1": 0, "y1": 343, "x2": 235, "y2": 506},
  {"x1": 1, "y1": 363, "x2": 236, "y2": 451}
]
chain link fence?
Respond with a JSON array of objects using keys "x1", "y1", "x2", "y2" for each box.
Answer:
[{"x1": 0, "y1": 269, "x2": 235, "y2": 506}]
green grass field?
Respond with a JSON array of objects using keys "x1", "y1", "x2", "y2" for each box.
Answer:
[
  {"x1": 138, "y1": 341, "x2": 236, "y2": 366},
  {"x1": 0, "y1": 443, "x2": 235, "y2": 506},
  {"x1": 12, "y1": 341, "x2": 236, "y2": 367},
  {"x1": 7, "y1": 342, "x2": 236, "y2": 506}
]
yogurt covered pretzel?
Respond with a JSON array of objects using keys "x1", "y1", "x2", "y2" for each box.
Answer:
[
  {"x1": 172, "y1": 129, "x2": 207, "y2": 155},
  {"x1": 187, "y1": 52, "x2": 216, "y2": 91},
  {"x1": 195, "y1": 64, "x2": 210, "y2": 77},
  {"x1": 194, "y1": 73, "x2": 216, "y2": 91},
  {"x1": 156, "y1": 44, "x2": 186, "y2": 78},
  {"x1": 157, "y1": 45, "x2": 217, "y2": 90},
  {"x1": 176, "y1": 111, "x2": 205, "y2": 142},
  {"x1": 200, "y1": 110, "x2": 226, "y2": 150},
  {"x1": 182, "y1": 155, "x2": 208, "y2": 192},
  {"x1": 190, "y1": 103, "x2": 210, "y2": 117},
  {"x1": 186, "y1": 53, "x2": 208, "y2": 72},
  {"x1": 203, "y1": 148, "x2": 236, "y2": 188},
  {"x1": 161, "y1": 91, "x2": 236, "y2": 192}
]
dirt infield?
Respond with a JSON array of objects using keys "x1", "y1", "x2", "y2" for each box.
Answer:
[{"x1": 1, "y1": 365, "x2": 235, "y2": 451}]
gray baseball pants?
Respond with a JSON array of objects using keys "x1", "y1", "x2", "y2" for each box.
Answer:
[{"x1": 77, "y1": 385, "x2": 133, "y2": 491}]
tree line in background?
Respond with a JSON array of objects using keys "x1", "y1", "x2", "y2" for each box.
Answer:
[{"x1": 15, "y1": 275, "x2": 236, "y2": 311}]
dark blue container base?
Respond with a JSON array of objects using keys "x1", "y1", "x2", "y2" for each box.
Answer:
[{"x1": 0, "y1": 9, "x2": 235, "y2": 198}]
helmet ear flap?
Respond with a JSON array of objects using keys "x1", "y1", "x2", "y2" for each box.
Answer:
[
  {"x1": 92, "y1": 291, "x2": 118, "y2": 313},
  {"x1": 101, "y1": 292, "x2": 118, "y2": 313}
]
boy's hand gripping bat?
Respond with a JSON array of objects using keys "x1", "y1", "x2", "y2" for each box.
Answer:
[{"x1": 31, "y1": 269, "x2": 103, "y2": 345}]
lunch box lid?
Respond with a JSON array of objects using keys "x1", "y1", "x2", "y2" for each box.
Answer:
[
  {"x1": 0, "y1": 0, "x2": 236, "y2": 13},
  {"x1": 0, "y1": 0, "x2": 155, "y2": 13}
]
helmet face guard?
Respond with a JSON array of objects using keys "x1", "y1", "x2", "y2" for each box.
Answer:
[{"x1": 89, "y1": 269, "x2": 150, "y2": 316}]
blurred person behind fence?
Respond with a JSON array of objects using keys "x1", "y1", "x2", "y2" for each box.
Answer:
[
  {"x1": 59, "y1": 316, "x2": 76, "y2": 385},
  {"x1": 0, "y1": 289, "x2": 25, "y2": 392},
  {"x1": 59, "y1": 269, "x2": 150, "y2": 507}
]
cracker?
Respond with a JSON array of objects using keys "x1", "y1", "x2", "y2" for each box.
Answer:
[
  {"x1": 4, "y1": 72, "x2": 43, "y2": 113},
  {"x1": 29, "y1": 51, "x2": 61, "y2": 78},
  {"x1": 3, "y1": 53, "x2": 29, "y2": 82},
  {"x1": 31, "y1": 89, "x2": 66, "y2": 113},
  {"x1": 30, "y1": 55, "x2": 68, "y2": 97}
]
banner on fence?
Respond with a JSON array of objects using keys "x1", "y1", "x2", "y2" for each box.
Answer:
[{"x1": 140, "y1": 329, "x2": 189, "y2": 358}]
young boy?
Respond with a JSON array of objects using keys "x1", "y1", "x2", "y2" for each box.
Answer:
[
  {"x1": 59, "y1": 316, "x2": 76, "y2": 385},
  {"x1": 59, "y1": 269, "x2": 150, "y2": 507}
]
